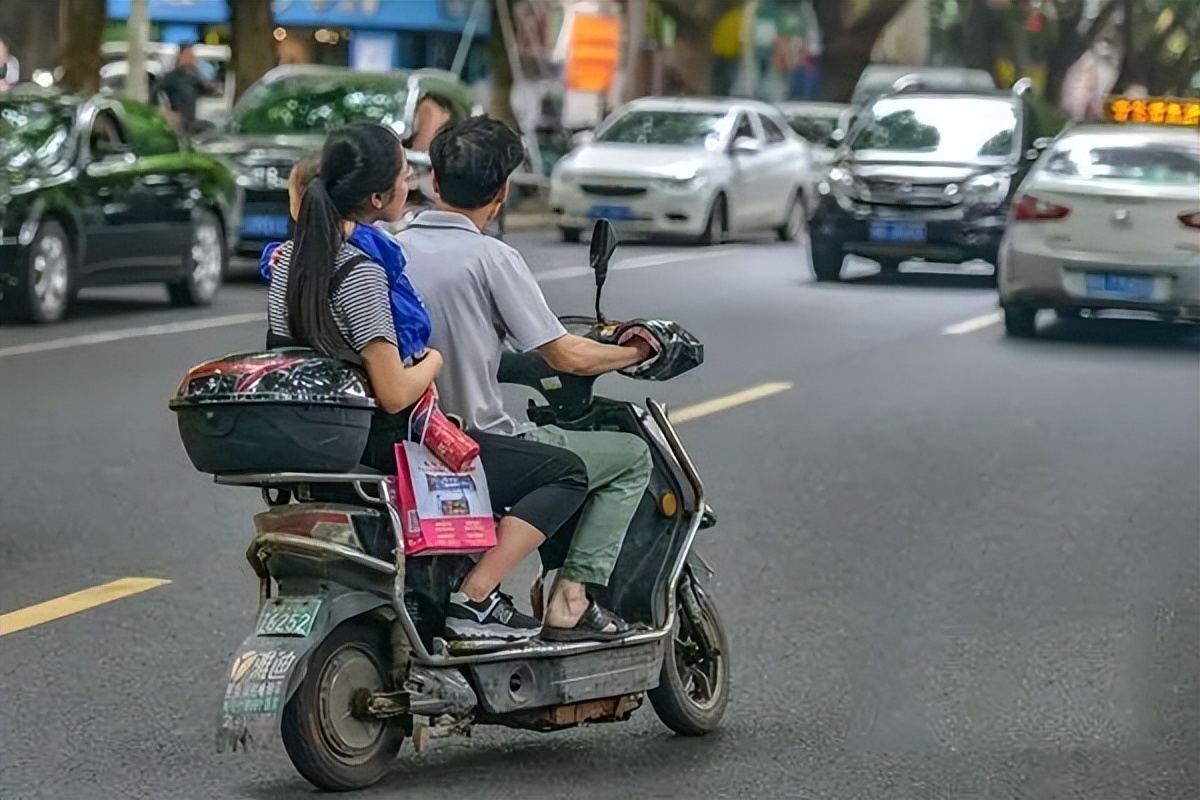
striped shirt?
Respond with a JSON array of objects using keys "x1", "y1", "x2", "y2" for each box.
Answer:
[{"x1": 267, "y1": 241, "x2": 398, "y2": 353}]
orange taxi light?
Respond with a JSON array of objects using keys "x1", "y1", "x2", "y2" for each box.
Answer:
[{"x1": 1105, "y1": 97, "x2": 1200, "y2": 126}]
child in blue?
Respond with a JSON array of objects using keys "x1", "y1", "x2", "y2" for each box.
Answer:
[{"x1": 261, "y1": 155, "x2": 429, "y2": 360}]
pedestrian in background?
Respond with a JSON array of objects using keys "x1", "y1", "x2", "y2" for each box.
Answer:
[{"x1": 154, "y1": 42, "x2": 215, "y2": 133}]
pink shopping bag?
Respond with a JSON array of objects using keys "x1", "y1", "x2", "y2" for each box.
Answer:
[{"x1": 393, "y1": 441, "x2": 497, "y2": 556}]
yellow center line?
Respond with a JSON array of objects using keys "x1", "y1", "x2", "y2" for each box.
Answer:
[
  {"x1": 0, "y1": 577, "x2": 172, "y2": 637},
  {"x1": 670, "y1": 381, "x2": 794, "y2": 424}
]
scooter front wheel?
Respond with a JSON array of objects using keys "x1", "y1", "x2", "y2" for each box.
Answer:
[
  {"x1": 280, "y1": 618, "x2": 405, "y2": 791},
  {"x1": 648, "y1": 575, "x2": 730, "y2": 735}
]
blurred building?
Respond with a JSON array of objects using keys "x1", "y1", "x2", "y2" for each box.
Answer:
[{"x1": 104, "y1": 0, "x2": 489, "y2": 76}]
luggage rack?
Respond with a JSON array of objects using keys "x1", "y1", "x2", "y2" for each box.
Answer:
[{"x1": 215, "y1": 469, "x2": 396, "y2": 509}]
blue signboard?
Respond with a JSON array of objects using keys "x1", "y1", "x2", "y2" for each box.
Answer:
[{"x1": 106, "y1": 0, "x2": 489, "y2": 35}]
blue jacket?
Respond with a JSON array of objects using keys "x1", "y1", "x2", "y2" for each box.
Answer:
[{"x1": 260, "y1": 226, "x2": 432, "y2": 360}]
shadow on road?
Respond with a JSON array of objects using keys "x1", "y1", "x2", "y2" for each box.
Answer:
[
  {"x1": 1022, "y1": 315, "x2": 1200, "y2": 352},
  {"x1": 238, "y1": 730, "x2": 730, "y2": 799}
]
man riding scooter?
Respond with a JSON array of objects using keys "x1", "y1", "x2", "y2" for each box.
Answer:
[{"x1": 399, "y1": 116, "x2": 656, "y2": 642}]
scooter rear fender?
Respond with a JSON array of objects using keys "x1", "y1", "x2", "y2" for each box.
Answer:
[{"x1": 215, "y1": 588, "x2": 390, "y2": 754}]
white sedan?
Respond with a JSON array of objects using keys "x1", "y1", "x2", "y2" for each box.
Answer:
[
  {"x1": 550, "y1": 98, "x2": 815, "y2": 244},
  {"x1": 998, "y1": 124, "x2": 1200, "y2": 337}
]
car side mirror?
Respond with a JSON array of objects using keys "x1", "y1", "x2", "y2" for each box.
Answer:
[
  {"x1": 570, "y1": 130, "x2": 594, "y2": 149},
  {"x1": 826, "y1": 128, "x2": 846, "y2": 148},
  {"x1": 588, "y1": 219, "x2": 618, "y2": 321},
  {"x1": 731, "y1": 136, "x2": 762, "y2": 156}
]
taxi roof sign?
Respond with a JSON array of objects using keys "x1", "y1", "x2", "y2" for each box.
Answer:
[{"x1": 1105, "y1": 96, "x2": 1200, "y2": 126}]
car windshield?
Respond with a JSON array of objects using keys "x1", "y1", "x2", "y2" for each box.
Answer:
[
  {"x1": 787, "y1": 112, "x2": 840, "y2": 145},
  {"x1": 0, "y1": 98, "x2": 75, "y2": 169},
  {"x1": 850, "y1": 98, "x2": 1018, "y2": 163},
  {"x1": 229, "y1": 74, "x2": 408, "y2": 135},
  {"x1": 596, "y1": 110, "x2": 731, "y2": 148},
  {"x1": 1043, "y1": 137, "x2": 1200, "y2": 184}
]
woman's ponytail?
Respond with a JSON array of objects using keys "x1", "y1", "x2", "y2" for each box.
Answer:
[{"x1": 287, "y1": 177, "x2": 344, "y2": 357}]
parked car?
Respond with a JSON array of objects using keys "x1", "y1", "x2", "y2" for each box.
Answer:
[
  {"x1": 196, "y1": 65, "x2": 470, "y2": 255},
  {"x1": 998, "y1": 121, "x2": 1200, "y2": 337},
  {"x1": 809, "y1": 88, "x2": 1047, "y2": 282},
  {"x1": 100, "y1": 42, "x2": 234, "y2": 126},
  {"x1": 550, "y1": 97, "x2": 815, "y2": 244},
  {"x1": 0, "y1": 87, "x2": 238, "y2": 323}
]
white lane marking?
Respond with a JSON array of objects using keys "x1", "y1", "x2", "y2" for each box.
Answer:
[
  {"x1": 0, "y1": 312, "x2": 265, "y2": 359},
  {"x1": 670, "y1": 382, "x2": 793, "y2": 423},
  {"x1": 942, "y1": 311, "x2": 1002, "y2": 336},
  {"x1": 1, "y1": 246, "x2": 748, "y2": 358},
  {"x1": 537, "y1": 246, "x2": 744, "y2": 283}
]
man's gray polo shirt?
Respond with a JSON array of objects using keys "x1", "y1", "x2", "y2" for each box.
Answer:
[{"x1": 399, "y1": 210, "x2": 566, "y2": 436}]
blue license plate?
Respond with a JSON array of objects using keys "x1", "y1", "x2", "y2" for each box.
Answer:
[
  {"x1": 869, "y1": 221, "x2": 926, "y2": 242},
  {"x1": 1084, "y1": 272, "x2": 1154, "y2": 301},
  {"x1": 588, "y1": 205, "x2": 634, "y2": 221},
  {"x1": 242, "y1": 214, "x2": 290, "y2": 239}
]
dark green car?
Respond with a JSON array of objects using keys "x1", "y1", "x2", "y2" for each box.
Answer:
[
  {"x1": 0, "y1": 87, "x2": 238, "y2": 323},
  {"x1": 195, "y1": 65, "x2": 473, "y2": 254}
]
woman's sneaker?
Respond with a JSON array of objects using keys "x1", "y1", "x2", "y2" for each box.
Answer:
[{"x1": 445, "y1": 588, "x2": 541, "y2": 641}]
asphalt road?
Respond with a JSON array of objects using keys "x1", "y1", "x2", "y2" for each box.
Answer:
[{"x1": 2, "y1": 232, "x2": 1198, "y2": 800}]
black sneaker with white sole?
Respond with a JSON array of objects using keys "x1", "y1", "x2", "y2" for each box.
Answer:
[{"x1": 445, "y1": 588, "x2": 541, "y2": 641}]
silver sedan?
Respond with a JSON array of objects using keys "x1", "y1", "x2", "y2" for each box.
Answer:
[
  {"x1": 998, "y1": 124, "x2": 1200, "y2": 337},
  {"x1": 549, "y1": 97, "x2": 815, "y2": 244}
]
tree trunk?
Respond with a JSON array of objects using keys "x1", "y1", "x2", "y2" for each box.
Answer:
[
  {"x1": 0, "y1": 0, "x2": 63, "y2": 75},
  {"x1": 821, "y1": 34, "x2": 877, "y2": 101},
  {"x1": 487, "y1": 0, "x2": 516, "y2": 125},
  {"x1": 229, "y1": 0, "x2": 275, "y2": 101},
  {"x1": 59, "y1": 0, "x2": 105, "y2": 95},
  {"x1": 670, "y1": 25, "x2": 715, "y2": 96},
  {"x1": 814, "y1": 0, "x2": 915, "y2": 102}
]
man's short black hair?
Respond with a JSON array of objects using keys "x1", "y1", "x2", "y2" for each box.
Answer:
[{"x1": 429, "y1": 116, "x2": 524, "y2": 210}]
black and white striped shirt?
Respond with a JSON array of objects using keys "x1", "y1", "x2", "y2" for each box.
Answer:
[{"x1": 267, "y1": 241, "x2": 398, "y2": 352}]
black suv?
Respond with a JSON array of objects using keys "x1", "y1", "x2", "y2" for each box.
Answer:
[{"x1": 809, "y1": 89, "x2": 1046, "y2": 282}]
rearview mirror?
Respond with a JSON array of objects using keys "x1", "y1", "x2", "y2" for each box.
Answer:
[{"x1": 589, "y1": 219, "x2": 618, "y2": 321}]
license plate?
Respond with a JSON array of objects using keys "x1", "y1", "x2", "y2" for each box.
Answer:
[
  {"x1": 588, "y1": 204, "x2": 634, "y2": 221},
  {"x1": 241, "y1": 214, "x2": 290, "y2": 239},
  {"x1": 1084, "y1": 272, "x2": 1154, "y2": 301},
  {"x1": 869, "y1": 221, "x2": 926, "y2": 242},
  {"x1": 255, "y1": 598, "x2": 321, "y2": 637}
]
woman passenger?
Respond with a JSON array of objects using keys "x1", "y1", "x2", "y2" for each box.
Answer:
[{"x1": 268, "y1": 123, "x2": 587, "y2": 642}]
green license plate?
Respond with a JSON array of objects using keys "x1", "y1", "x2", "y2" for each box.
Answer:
[{"x1": 255, "y1": 598, "x2": 321, "y2": 637}]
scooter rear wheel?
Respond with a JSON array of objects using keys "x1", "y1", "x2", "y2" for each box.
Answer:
[
  {"x1": 648, "y1": 576, "x2": 730, "y2": 736},
  {"x1": 281, "y1": 618, "x2": 405, "y2": 791}
]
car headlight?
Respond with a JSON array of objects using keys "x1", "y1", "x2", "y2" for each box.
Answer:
[
  {"x1": 963, "y1": 173, "x2": 1011, "y2": 205},
  {"x1": 237, "y1": 164, "x2": 290, "y2": 191},
  {"x1": 654, "y1": 173, "x2": 706, "y2": 191},
  {"x1": 827, "y1": 167, "x2": 869, "y2": 201}
]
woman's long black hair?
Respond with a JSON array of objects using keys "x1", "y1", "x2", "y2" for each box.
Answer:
[{"x1": 288, "y1": 122, "x2": 405, "y2": 357}]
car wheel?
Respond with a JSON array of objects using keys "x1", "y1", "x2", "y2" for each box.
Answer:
[
  {"x1": 168, "y1": 210, "x2": 226, "y2": 307},
  {"x1": 699, "y1": 195, "x2": 727, "y2": 247},
  {"x1": 776, "y1": 193, "x2": 807, "y2": 242},
  {"x1": 560, "y1": 226, "x2": 582, "y2": 244},
  {"x1": 809, "y1": 233, "x2": 845, "y2": 282},
  {"x1": 2, "y1": 219, "x2": 74, "y2": 324},
  {"x1": 1003, "y1": 306, "x2": 1038, "y2": 338}
]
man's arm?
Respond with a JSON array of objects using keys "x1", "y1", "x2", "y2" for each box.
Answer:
[
  {"x1": 537, "y1": 334, "x2": 649, "y2": 377},
  {"x1": 489, "y1": 244, "x2": 651, "y2": 376}
]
